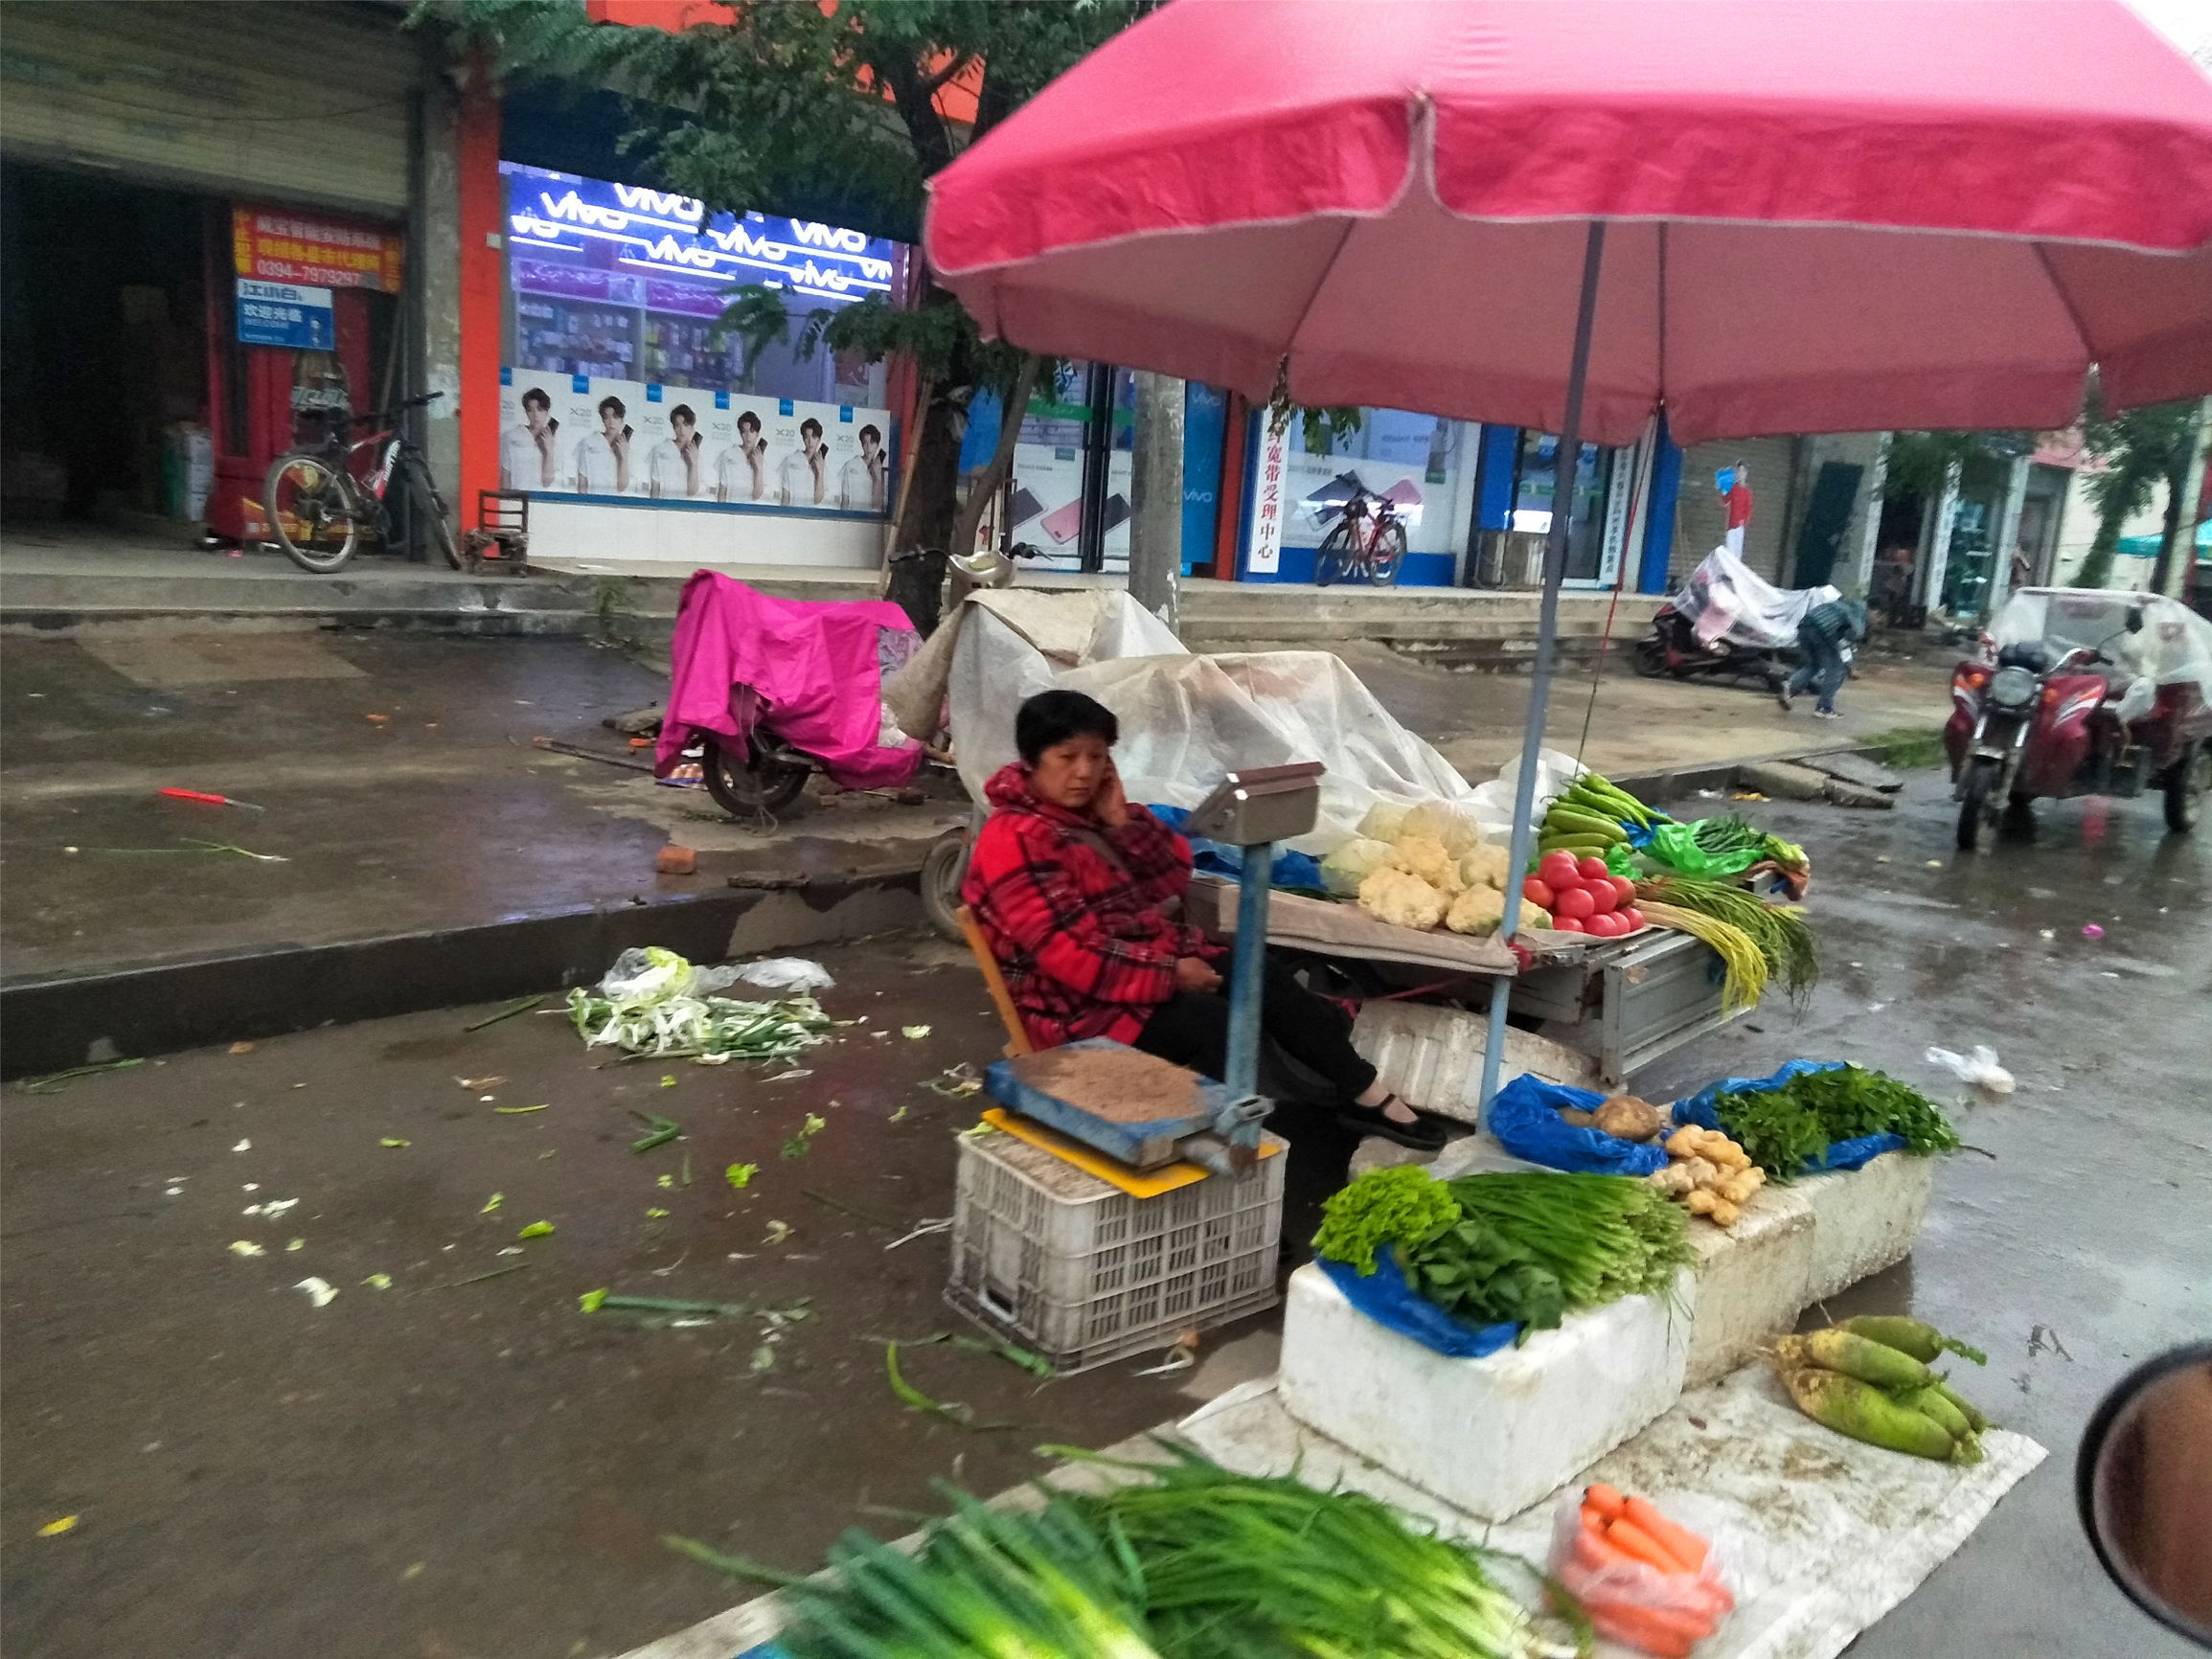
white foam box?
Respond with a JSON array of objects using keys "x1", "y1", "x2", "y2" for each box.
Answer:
[
  {"x1": 1352, "y1": 1001, "x2": 1601, "y2": 1125},
  {"x1": 1277, "y1": 1261, "x2": 1694, "y2": 1522},
  {"x1": 1795, "y1": 1149, "x2": 1936, "y2": 1305},
  {"x1": 1681, "y1": 1182, "x2": 1817, "y2": 1387}
]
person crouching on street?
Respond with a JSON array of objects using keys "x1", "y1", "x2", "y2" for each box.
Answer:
[
  {"x1": 1779, "y1": 597, "x2": 1869, "y2": 720},
  {"x1": 961, "y1": 689, "x2": 1446, "y2": 1151}
]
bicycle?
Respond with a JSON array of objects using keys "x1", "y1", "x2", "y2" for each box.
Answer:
[
  {"x1": 1312, "y1": 484, "x2": 1405, "y2": 587},
  {"x1": 262, "y1": 390, "x2": 462, "y2": 575}
]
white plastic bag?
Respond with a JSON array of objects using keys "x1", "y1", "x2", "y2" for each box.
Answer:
[
  {"x1": 1547, "y1": 1491, "x2": 1744, "y2": 1655},
  {"x1": 731, "y1": 957, "x2": 836, "y2": 994},
  {"x1": 596, "y1": 946, "x2": 741, "y2": 1004},
  {"x1": 1925, "y1": 1044, "x2": 2016, "y2": 1096}
]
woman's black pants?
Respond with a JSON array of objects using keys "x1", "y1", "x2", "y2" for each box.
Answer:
[{"x1": 1130, "y1": 949, "x2": 1377, "y2": 1102}]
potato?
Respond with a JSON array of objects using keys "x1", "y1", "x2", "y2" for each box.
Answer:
[{"x1": 1593, "y1": 1095, "x2": 1667, "y2": 1143}]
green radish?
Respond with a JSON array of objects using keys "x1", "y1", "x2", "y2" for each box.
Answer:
[
  {"x1": 1800, "y1": 1326, "x2": 1934, "y2": 1388},
  {"x1": 1935, "y1": 1378, "x2": 1992, "y2": 1433},
  {"x1": 1783, "y1": 1366, "x2": 1956, "y2": 1461},
  {"x1": 1901, "y1": 1383, "x2": 1973, "y2": 1442},
  {"x1": 1843, "y1": 1314, "x2": 1988, "y2": 1366}
]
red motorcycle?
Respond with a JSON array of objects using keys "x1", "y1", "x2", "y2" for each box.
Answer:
[{"x1": 1945, "y1": 592, "x2": 2212, "y2": 851}]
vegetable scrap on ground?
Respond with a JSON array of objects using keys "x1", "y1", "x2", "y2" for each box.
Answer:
[
  {"x1": 566, "y1": 946, "x2": 838, "y2": 1065},
  {"x1": 1771, "y1": 1318, "x2": 1992, "y2": 1464},
  {"x1": 671, "y1": 1446, "x2": 1561, "y2": 1659},
  {"x1": 1314, "y1": 1166, "x2": 1691, "y2": 1335}
]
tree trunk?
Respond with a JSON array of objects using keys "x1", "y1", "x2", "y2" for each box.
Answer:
[
  {"x1": 1128, "y1": 370, "x2": 1185, "y2": 632},
  {"x1": 2151, "y1": 398, "x2": 2209, "y2": 599},
  {"x1": 947, "y1": 353, "x2": 1039, "y2": 562},
  {"x1": 893, "y1": 386, "x2": 965, "y2": 556}
]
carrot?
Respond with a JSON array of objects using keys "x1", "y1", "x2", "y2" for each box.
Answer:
[
  {"x1": 1623, "y1": 1495, "x2": 1711, "y2": 1571},
  {"x1": 1607, "y1": 1515, "x2": 1694, "y2": 1576},
  {"x1": 1577, "y1": 1517, "x2": 1641, "y2": 1572},
  {"x1": 1585, "y1": 1482, "x2": 1629, "y2": 1520},
  {"x1": 1587, "y1": 1605, "x2": 1699, "y2": 1657}
]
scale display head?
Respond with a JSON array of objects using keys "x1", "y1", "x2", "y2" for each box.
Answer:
[{"x1": 1184, "y1": 761, "x2": 1324, "y2": 847}]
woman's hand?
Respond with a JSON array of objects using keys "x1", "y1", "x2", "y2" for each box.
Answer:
[
  {"x1": 1174, "y1": 956, "x2": 1221, "y2": 993},
  {"x1": 1093, "y1": 763, "x2": 1130, "y2": 830}
]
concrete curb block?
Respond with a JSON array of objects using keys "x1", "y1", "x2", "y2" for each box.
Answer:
[
  {"x1": 0, "y1": 872, "x2": 923, "y2": 1078},
  {"x1": 1610, "y1": 736, "x2": 1936, "y2": 804}
]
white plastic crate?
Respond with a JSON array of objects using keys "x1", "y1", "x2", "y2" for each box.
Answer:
[{"x1": 945, "y1": 1126, "x2": 1286, "y2": 1374}]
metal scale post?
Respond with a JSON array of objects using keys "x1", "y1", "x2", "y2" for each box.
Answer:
[{"x1": 1180, "y1": 761, "x2": 1326, "y2": 1167}]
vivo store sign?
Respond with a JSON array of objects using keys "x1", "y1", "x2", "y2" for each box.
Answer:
[{"x1": 502, "y1": 167, "x2": 896, "y2": 306}]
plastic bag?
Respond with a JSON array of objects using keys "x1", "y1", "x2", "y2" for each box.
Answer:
[
  {"x1": 1549, "y1": 1491, "x2": 1737, "y2": 1656},
  {"x1": 1319, "y1": 836, "x2": 1399, "y2": 897},
  {"x1": 1357, "y1": 800, "x2": 1411, "y2": 843},
  {"x1": 1642, "y1": 821, "x2": 1762, "y2": 878},
  {"x1": 1925, "y1": 1044, "x2": 2016, "y2": 1096},
  {"x1": 1488, "y1": 1075, "x2": 1668, "y2": 1176},
  {"x1": 1402, "y1": 800, "x2": 1484, "y2": 856},
  {"x1": 1672, "y1": 1060, "x2": 1904, "y2": 1172},
  {"x1": 596, "y1": 946, "x2": 741, "y2": 1004},
  {"x1": 731, "y1": 957, "x2": 835, "y2": 994}
]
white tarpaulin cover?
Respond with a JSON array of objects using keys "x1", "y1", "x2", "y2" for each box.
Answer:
[
  {"x1": 943, "y1": 590, "x2": 1476, "y2": 851},
  {"x1": 1991, "y1": 587, "x2": 2212, "y2": 691},
  {"x1": 1671, "y1": 546, "x2": 1841, "y2": 650},
  {"x1": 1177, "y1": 1369, "x2": 2044, "y2": 1659}
]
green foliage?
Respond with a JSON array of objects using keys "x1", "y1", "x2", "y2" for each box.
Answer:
[
  {"x1": 1311, "y1": 1166, "x2": 1461, "y2": 1275},
  {"x1": 2072, "y1": 397, "x2": 2197, "y2": 589},
  {"x1": 1715, "y1": 1065, "x2": 1959, "y2": 1179},
  {"x1": 1882, "y1": 429, "x2": 2035, "y2": 500}
]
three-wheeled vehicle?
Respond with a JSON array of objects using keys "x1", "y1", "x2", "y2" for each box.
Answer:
[{"x1": 1945, "y1": 588, "x2": 2212, "y2": 850}]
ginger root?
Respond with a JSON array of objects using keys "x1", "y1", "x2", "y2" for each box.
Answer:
[{"x1": 1717, "y1": 1166, "x2": 1767, "y2": 1206}]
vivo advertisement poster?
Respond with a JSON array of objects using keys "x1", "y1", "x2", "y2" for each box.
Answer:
[
  {"x1": 500, "y1": 371, "x2": 889, "y2": 512},
  {"x1": 497, "y1": 163, "x2": 896, "y2": 515}
]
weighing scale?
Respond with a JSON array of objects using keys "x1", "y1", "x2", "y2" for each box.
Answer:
[{"x1": 984, "y1": 761, "x2": 1323, "y2": 1178}]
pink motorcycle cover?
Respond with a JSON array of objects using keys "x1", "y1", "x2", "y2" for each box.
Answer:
[{"x1": 655, "y1": 572, "x2": 924, "y2": 791}]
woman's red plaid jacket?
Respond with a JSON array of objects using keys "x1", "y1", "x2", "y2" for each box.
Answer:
[{"x1": 960, "y1": 762, "x2": 1213, "y2": 1049}]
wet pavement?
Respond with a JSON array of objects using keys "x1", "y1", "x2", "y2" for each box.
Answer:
[{"x1": 8, "y1": 763, "x2": 2202, "y2": 1659}]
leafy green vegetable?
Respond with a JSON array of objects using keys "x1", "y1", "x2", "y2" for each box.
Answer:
[
  {"x1": 1402, "y1": 1217, "x2": 1565, "y2": 1330},
  {"x1": 1716, "y1": 1064, "x2": 1960, "y2": 1177},
  {"x1": 1436, "y1": 1171, "x2": 1693, "y2": 1309},
  {"x1": 1311, "y1": 1166, "x2": 1462, "y2": 1275}
]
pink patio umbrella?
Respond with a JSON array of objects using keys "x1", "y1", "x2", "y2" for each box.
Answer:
[{"x1": 924, "y1": 0, "x2": 2212, "y2": 1104}]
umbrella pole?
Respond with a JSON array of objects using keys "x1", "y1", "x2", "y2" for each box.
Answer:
[{"x1": 1479, "y1": 220, "x2": 1608, "y2": 1118}]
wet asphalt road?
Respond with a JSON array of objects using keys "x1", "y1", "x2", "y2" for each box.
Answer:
[{"x1": 3, "y1": 770, "x2": 2208, "y2": 1659}]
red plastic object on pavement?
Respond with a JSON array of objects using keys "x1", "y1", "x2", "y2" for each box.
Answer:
[{"x1": 159, "y1": 787, "x2": 263, "y2": 811}]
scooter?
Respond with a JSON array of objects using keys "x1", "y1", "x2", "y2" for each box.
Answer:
[
  {"x1": 1631, "y1": 599, "x2": 1791, "y2": 688},
  {"x1": 1943, "y1": 613, "x2": 2211, "y2": 851}
]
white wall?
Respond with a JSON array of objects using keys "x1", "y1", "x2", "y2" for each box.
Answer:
[
  {"x1": 524, "y1": 501, "x2": 881, "y2": 568},
  {"x1": 2048, "y1": 468, "x2": 2167, "y2": 591}
]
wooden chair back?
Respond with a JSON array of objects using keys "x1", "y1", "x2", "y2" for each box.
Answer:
[{"x1": 955, "y1": 905, "x2": 1034, "y2": 1058}]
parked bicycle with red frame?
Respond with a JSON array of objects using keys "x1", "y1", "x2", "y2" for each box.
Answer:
[
  {"x1": 1313, "y1": 483, "x2": 1406, "y2": 587},
  {"x1": 262, "y1": 390, "x2": 462, "y2": 575}
]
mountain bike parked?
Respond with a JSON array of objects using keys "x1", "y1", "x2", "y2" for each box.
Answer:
[
  {"x1": 1313, "y1": 485, "x2": 1405, "y2": 587},
  {"x1": 262, "y1": 390, "x2": 462, "y2": 574}
]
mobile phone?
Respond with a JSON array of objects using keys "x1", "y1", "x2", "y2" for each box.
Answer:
[
  {"x1": 1102, "y1": 492, "x2": 1131, "y2": 534},
  {"x1": 1038, "y1": 496, "x2": 1084, "y2": 543},
  {"x1": 1009, "y1": 486, "x2": 1046, "y2": 526}
]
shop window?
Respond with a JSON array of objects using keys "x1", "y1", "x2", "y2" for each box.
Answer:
[
  {"x1": 1278, "y1": 407, "x2": 1470, "y2": 559},
  {"x1": 1513, "y1": 432, "x2": 1615, "y2": 580}
]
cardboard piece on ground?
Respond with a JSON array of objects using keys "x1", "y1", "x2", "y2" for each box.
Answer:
[{"x1": 1178, "y1": 1367, "x2": 2045, "y2": 1659}]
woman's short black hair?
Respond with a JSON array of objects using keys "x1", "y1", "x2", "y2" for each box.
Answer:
[{"x1": 1015, "y1": 690, "x2": 1118, "y2": 765}]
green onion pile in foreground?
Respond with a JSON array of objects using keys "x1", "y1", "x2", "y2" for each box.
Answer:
[
  {"x1": 566, "y1": 988, "x2": 836, "y2": 1064},
  {"x1": 1314, "y1": 1168, "x2": 1693, "y2": 1334},
  {"x1": 1714, "y1": 1064, "x2": 1960, "y2": 1178},
  {"x1": 670, "y1": 1448, "x2": 1552, "y2": 1659}
]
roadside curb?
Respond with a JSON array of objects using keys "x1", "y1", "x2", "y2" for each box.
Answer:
[
  {"x1": 1610, "y1": 734, "x2": 1940, "y2": 803},
  {"x1": 0, "y1": 871, "x2": 924, "y2": 1079}
]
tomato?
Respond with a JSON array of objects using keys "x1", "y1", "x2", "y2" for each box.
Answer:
[
  {"x1": 1620, "y1": 906, "x2": 1644, "y2": 932},
  {"x1": 1608, "y1": 875, "x2": 1637, "y2": 908},
  {"x1": 1576, "y1": 855, "x2": 1612, "y2": 884},
  {"x1": 1522, "y1": 876, "x2": 1556, "y2": 910},
  {"x1": 1538, "y1": 851, "x2": 1583, "y2": 890},
  {"x1": 1553, "y1": 886, "x2": 1596, "y2": 920},
  {"x1": 1548, "y1": 914, "x2": 1586, "y2": 933},
  {"x1": 1585, "y1": 878, "x2": 1618, "y2": 914},
  {"x1": 1584, "y1": 910, "x2": 1621, "y2": 938}
]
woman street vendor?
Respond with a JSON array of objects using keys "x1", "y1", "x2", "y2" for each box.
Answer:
[{"x1": 961, "y1": 689, "x2": 1447, "y2": 1153}]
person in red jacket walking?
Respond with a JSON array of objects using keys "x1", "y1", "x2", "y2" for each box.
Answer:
[{"x1": 962, "y1": 690, "x2": 1444, "y2": 1151}]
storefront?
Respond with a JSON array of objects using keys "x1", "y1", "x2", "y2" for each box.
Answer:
[
  {"x1": 0, "y1": 2, "x2": 422, "y2": 546},
  {"x1": 492, "y1": 163, "x2": 906, "y2": 569}
]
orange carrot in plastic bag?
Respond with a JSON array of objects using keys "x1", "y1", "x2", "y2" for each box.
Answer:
[{"x1": 1623, "y1": 1494, "x2": 1711, "y2": 1572}]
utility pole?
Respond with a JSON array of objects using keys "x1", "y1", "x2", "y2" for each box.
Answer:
[{"x1": 1129, "y1": 371, "x2": 1185, "y2": 632}]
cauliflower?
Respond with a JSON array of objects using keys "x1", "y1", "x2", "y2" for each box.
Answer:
[
  {"x1": 1389, "y1": 835, "x2": 1463, "y2": 895},
  {"x1": 1358, "y1": 867, "x2": 1447, "y2": 932},
  {"x1": 1402, "y1": 801, "x2": 1484, "y2": 857},
  {"x1": 1445, "y1": 885, "x2": 1547, "y2": 936},
  {"x1": 1357, "y1": 802, "x2": 1411, "y2": 844},
  {"x1": 1318, "y1": 836, "x2": 1401, "y2": 898},
  {"x1": 1459, "y1": 844, "x2": 1511, "y2": 892}
]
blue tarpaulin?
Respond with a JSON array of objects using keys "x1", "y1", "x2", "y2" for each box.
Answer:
[
  {"x1": 1149, "y1": 804, "x2": 1326, "y2": 891},
  {"x1": 1487, "y1": 1074, "x2": 1668, "y2": 1175},
  {"x1": 1317, "y1": 1245, "x2": 1520, "y2": 1359}
]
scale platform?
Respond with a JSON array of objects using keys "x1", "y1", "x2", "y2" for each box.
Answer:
[{"x1": 984, "y1": 1039, "x2": 1258, "y2": 1171}]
